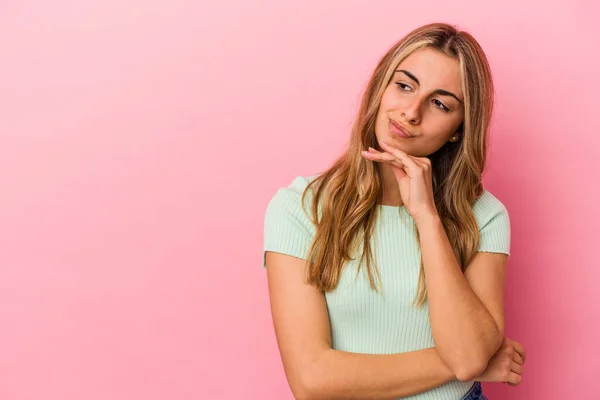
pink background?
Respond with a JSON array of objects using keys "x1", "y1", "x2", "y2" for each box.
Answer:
[{"x1": 0, "y1": 0, "x2": 598, "y2": 398}]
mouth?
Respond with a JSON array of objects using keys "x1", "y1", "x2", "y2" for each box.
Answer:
[{"x1": 389, "y1": 119, "x2": 413, "y2": 138}]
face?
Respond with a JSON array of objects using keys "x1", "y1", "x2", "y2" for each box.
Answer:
[{"x1": 374, "y1": 47, "x2": 465, "y2": 157}]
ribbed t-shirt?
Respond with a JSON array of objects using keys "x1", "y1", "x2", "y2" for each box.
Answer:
[{"x1": 262, "y1": 174, "x2": 511, "y2": 400}]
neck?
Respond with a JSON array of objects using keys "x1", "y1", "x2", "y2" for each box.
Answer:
[{"x1": 378, "y1": 164, "x2": 403, "y2": 207}]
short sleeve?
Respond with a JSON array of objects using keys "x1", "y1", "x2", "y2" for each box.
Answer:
[
  {"x1": 473, "y1": 190, "x2": 511, "y2": 257},
  {"x1": 262, "y1": 176, "x2": 317, "y2": 269}
]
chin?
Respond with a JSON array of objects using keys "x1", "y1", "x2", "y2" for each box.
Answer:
[{"x1": 383, "y1": 135, "x2": 407, "y2": 149}]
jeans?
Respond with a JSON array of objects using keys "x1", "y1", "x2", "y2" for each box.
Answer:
[{"x1": 460, "y1": 382, "x2": 488, "y2": 400}]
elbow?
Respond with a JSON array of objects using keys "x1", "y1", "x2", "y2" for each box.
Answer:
[
  {"x1": 451, "y1": 328, "x2": 503, "y2": 382},
  {"x1": 292, "y1": 377, "x2": 326, "y2": 400},
  {"x1": 289, "y1": 350, "x2": 337, "y2": 399},
  {"x1": 290, "y1": 376, "x2": 314, "y2": 400},
  {"x1": 452, "y1": 355, "x2": 489, "y2": 382},
  {"x1": 453, "y1": 362, "x2": 487, "y2": 382},
  {"x1": 443, "y1": 347, "x2": 490, "y2": 382},
  {"x1": 291, "y1": 386, "x2": 314, "y2": 400},
  {"x1": 290, "y1": 365, "x2": 327, "y2": 400}
]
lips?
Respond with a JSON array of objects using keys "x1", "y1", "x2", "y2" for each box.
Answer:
[{"x1": 389, "y1": 119, "x2": 413, "y2": 138}]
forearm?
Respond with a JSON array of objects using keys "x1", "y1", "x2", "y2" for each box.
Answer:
[
  {"x1": 416, "y1": 215, "x2": 502, "y2": 378},
  {"x1": 300, "y1": 347, "x2": 455, "y2": 399}
]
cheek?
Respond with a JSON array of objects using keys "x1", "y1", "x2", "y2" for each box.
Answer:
[
  {"x1": 380, "y1": 89, "x2": 403, "y2": 110},
  {"x1": 428, "y1": 113, "x2": 462, "y2": 136},
  {"x1": 417, "y1": 116, "x2": 461, "y2": 148}
]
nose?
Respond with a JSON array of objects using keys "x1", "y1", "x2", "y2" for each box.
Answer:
[{"x1": 401, "y1": 99, "x2": 422, "y2": 125}]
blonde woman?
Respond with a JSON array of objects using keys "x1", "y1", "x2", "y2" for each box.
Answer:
[{"x1": 263, "y1": 22, "x2": 526, "y2": 400}]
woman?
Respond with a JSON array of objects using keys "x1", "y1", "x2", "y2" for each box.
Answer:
[{"x1": 263, "y1": 22, "x2": 526, "y2": 399}]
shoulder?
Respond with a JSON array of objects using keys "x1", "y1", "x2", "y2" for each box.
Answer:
[
  {"x1": 264, "y1": 173, "x2": 321, "y2": 226},
  {"x1": 473, "y1": 188, "x2": 508, "y2": 214},
  {"x1": 283, "y1": 174, "x2": 318, "y2": 196},
  {"x1": 473, "y1": 188, "x2": 510, "y2": 230},
  {"x1": 263, "y1": 174, "x2": 321, "y2": 267},
  {"x1": 267, "y1": 174, "x2": 320, "y2": 209},
  {"x1": 472, "y1": 188, "x2": 511, "y2": 254}
]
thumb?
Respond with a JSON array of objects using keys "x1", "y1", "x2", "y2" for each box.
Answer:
[{"x1": 391, "y1": 165, "x2": 407, "y2": 181}]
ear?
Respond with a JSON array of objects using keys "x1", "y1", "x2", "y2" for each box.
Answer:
[
  {"x1": 448, "y1": 132, "x2": 461, "y2": 143},
  {"x1": 449, "y1": 122, "x2": 464, "y2": 143}
]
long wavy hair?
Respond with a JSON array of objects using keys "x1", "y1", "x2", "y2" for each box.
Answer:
[{"x1": 301, "y1": 22, "x2": 495, "y2": 307}]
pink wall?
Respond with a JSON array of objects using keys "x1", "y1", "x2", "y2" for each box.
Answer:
[{"x1": 0, "y1": 0, "x2": 598, "y2": 398}]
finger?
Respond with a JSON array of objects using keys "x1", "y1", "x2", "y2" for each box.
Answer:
[
  {"x1": 362, "y1": 150, "x2": 397, "y2": 162},
  {"x1": 368, "y1": 147, "x2": 396, "y2": 159},
  {"x1": 511, "y1": 360, "x2": 523, "y2": 375},
  {"x1": 412, "y1": 158, "x2": 431, "y2": 170},
  {"x1": 419, "y1": 156, "x2": 432, "y2": 166},
  {"x1": 511, "y1": 341, "x2": 526, "y2": 363},
  {"x1": 389, "y1": 160, "x2": 406, "y2": 171},
  {"x1": 379, "y1": 141, "x2": 420, "y2": 176},
  {"x1": 362, "y1": 151, "x2": 405, "y2": 167},
  {"x1": 505, "y1": 371, "x2": 522, "y2": 386},
  {"x1": 411, "y1": 155, "x2": 432, "y2": 166},
  {"x1": 513, "y1": 352, "x2": 524, "y2": 365},
  {"x1": 365, "y1": 155, "x2": 406, "y2": 171}
]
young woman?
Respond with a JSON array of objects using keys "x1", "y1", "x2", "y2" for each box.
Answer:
[{"x1": 263, "y1": 22, "x2": 526, "y2": 400}]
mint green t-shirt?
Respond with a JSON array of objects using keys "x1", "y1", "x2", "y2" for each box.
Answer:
[{"x1": 263, "y1": 174, "x2": 511, "y2": 400}]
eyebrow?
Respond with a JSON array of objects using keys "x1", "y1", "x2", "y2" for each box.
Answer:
[{"x1": 395, "y1": 69, "x2": 463, "y2": 104}]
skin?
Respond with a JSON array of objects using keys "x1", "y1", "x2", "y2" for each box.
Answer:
[
  {"x1": 362, "y1": 48, "x2": 526, "y2": 381},
  {"x1": 264, "y1": 47, "x2": 526, "y2": 399},
  {"x1": 368, "y1": 47, "x2": 464, "y2": 207}
]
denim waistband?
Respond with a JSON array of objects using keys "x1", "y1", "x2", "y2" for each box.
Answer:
[{"x1": 460, "y1": 382, "x2": 488, "y2": 400}]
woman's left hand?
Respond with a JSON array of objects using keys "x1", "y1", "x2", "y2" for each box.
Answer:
[{"x1": 361, "y1": 140, "x2": 438, "y2": 223}]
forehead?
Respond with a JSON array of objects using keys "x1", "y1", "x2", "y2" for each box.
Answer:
[{"x1": 395, "y1": 48, "x2": 462, "y2": 97}]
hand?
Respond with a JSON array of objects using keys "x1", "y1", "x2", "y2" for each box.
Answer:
[
  {"x1": 361, "y1": 141, "x2": 438, "y2": 222},
  {"x1": 475, "y1": 337, "x2": 526, "y2": 386}
]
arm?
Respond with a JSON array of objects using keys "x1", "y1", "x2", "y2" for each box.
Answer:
[
  {"x1": 265, "y1": 251, "x2": 457, "y2": 400},
  {"x1": 415, "y1": 214, "x2": 506, "y2": 381}
]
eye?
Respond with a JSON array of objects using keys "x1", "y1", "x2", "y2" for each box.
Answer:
[
  {"x1": 396, "y1": 82, "x2": 412, "y2": 91},
  {"x1": 433, "y1": 99, "x2": 450, "y2": 112}
]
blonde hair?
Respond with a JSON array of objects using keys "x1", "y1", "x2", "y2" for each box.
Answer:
[{"x1": 301, "y1": 22, "x2": 495, "y2": 307}]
